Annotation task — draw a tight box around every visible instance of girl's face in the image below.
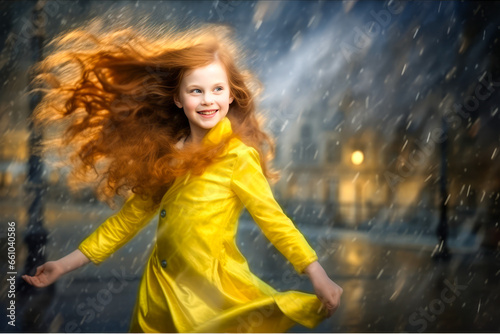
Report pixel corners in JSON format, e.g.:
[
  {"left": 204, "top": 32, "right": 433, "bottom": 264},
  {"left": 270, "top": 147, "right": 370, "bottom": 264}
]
[{"left": 174, "top": 60, "right": 234, "bottom": 141}]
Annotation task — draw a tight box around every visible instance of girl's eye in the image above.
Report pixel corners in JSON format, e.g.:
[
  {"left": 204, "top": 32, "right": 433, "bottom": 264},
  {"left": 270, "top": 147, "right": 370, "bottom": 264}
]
[
  {"left": 214, "top": 87, "right": 223, "bottom": 92},
  {"left": 191, "top": 89, "right": 202, "bottom": 94}
]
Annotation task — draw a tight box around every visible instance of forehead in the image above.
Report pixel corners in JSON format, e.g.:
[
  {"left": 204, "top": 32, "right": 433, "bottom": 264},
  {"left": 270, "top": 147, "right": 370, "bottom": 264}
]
[{"left": 182, "top": 61, "right": 229, "bottom": 85}]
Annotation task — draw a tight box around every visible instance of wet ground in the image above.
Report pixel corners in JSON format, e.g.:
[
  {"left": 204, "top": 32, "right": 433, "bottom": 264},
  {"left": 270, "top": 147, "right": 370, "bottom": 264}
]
[{"left": 1, "top": 199, "right": 499, "bottom": 333}]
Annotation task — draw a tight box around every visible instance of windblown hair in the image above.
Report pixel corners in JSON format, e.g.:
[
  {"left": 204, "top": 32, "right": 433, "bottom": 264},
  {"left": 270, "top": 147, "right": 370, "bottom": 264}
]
[{"left": 29, "top": 21, "right": 278, "bottom": 211}]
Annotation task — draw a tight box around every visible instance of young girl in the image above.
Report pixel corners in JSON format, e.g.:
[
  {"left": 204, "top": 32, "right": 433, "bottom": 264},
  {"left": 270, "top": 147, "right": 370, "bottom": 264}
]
[{"left": 22, "top": 21, "right": 343, "bottom": 333}]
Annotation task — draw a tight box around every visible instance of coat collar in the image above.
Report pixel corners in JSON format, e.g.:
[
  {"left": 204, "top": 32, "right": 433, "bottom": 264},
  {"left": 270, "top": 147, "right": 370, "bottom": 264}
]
[{"left": 201, "top": 116, "right": 233, "bottom": 145}]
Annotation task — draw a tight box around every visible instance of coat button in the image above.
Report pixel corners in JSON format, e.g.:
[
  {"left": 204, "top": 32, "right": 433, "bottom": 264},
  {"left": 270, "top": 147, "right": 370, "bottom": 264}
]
[
  {"left": 160, "top": 259, "right": 167, "bottom": 268},
  {"left": 160, "top": 209, "right": 166, "bottom": 218}
]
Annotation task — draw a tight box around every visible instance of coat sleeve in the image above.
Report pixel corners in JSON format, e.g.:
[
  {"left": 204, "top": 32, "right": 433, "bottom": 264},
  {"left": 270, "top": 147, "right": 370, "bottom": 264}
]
[
  {"left": 78, "top": 193, "right": 159, "bottom": 265},
  {"left": 230, "top": 146, "right": 318, "bottom": 275}
]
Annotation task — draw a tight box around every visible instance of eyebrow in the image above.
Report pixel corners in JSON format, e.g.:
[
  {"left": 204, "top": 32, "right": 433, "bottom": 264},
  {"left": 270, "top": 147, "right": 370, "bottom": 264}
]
[{"left": 185, "top": 82, "right": 227, "bottom": 89}]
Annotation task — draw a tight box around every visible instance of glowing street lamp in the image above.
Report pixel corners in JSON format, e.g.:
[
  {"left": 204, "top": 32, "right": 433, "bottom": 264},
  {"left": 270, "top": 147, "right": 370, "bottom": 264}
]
[
  {"left": 351, "top": 150, "right": 364, "bottom": 226},
  {"left": 351, "top": 150, "right": 364, "bottom": 165}
]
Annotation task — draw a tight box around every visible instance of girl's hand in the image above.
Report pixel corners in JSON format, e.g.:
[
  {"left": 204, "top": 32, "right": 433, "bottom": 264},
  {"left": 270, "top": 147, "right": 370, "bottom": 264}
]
[
  {"left": 312, "top": 274, "right": 343, "bottom": 318},
  {"left": 304, "top": 261, "right": 343, "bottom": 318},
  {"left": 22, "top": 261, "right": 64, "bottom": 288},
  {"left": 22, "top": 249, "right": 91, "bottom": 288}
]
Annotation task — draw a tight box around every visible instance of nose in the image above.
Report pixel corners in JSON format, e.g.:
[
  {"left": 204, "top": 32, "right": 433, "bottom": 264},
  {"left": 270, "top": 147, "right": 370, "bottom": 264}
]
[{"left": 201, "top": 93, "right": 214, "bottom": 105}]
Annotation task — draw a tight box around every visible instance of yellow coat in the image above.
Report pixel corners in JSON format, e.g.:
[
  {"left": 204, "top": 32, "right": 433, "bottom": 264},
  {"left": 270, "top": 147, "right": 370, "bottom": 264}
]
[{"left": 78, "top": 116, "right": 326, "bottom": 332}]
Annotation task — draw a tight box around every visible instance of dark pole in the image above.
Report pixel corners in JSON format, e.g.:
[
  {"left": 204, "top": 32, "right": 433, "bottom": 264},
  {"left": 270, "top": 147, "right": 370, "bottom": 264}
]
[
  {"left": 18, "top": 0, "right": 53, "bottom": 303},
  {"left": 432, "top": 116, "right": 450, "bottom": 260}
]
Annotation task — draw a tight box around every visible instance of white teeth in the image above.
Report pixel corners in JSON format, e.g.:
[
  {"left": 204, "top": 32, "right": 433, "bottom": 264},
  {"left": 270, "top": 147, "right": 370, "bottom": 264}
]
[{"left": 198, "top": 110, "right": 217, "bottom": 115}]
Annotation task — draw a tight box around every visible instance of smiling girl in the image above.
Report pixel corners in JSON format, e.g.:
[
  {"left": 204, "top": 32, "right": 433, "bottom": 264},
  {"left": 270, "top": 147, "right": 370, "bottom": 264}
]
[
  {"left": 22, "top": 22, "right": 342, "bottom": 333},
  {"left": 174, "top": 60, "right": 234, "bottom": 145}
]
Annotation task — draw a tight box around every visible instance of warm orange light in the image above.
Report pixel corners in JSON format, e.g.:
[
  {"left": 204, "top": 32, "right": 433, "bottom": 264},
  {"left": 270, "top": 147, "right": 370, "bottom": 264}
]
[{"left": 351, "top": 150, "right": 364, "bottom": 165}]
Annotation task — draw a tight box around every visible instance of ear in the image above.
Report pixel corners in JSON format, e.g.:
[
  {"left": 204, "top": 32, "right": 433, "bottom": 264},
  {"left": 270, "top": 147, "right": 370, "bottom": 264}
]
[
  {"left": 174, "top": 95, "right": 183, "bottom": 109},
  {"left": 229, "top": 95, "right": 234, "bottom": 104}
]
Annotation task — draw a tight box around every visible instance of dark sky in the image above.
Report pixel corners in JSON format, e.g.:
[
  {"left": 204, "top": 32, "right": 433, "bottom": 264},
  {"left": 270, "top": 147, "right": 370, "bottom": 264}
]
[{"left": 1, "top": 1, "right": 500, "bottom": 165}]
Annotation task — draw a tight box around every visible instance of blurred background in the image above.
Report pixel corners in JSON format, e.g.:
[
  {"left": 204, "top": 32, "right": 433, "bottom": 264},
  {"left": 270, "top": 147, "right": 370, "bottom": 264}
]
[{"left": 1, "top": 0, "right": 500, "bottom": 332}]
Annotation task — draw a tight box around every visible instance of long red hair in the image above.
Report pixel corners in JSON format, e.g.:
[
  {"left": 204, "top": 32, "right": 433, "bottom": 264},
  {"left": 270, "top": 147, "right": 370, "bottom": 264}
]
[{"left": 29, "top": 21, "right": 278, "bottom": 211}]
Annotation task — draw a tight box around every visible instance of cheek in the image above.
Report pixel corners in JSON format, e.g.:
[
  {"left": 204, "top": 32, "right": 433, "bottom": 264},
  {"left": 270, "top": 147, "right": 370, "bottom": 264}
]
[
  {"left": 218, "top": 94, "right": 232, "bottom": 107},
  {"left": 183, "top": 97, "right": 199, "bottom": 111}
]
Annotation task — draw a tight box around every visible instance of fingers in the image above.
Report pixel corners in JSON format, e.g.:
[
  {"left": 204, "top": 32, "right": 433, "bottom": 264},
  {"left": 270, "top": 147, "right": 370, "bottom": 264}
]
[
  {"left": 321, "top": 303, "right": 336, "bottom": 317},
  {"left": 22, "top": 275, "right": 34, "bottom": 286},
  {"left": 22, "top": 274, "right": 36, "bottom": 286},
  {"left": 35, "top": 265, "right": 44, "bottom": 276},
  {"left": 22, "top": 264, "right": 46, "bottom": 287},
  {"left": 326, "top": 303, "right": 338, "bottom": 317},
  {"left": 315, "top": 280, "right": 343, "bottom": 318},
  {"left": 22, "top": 274, "right": 45, "bottom": 288},
  {"left": 321, "top": 291, "right": 342, "bottom": 317},
  {"left": 318, "top": 300, "right": 337, "bottom": 318}
]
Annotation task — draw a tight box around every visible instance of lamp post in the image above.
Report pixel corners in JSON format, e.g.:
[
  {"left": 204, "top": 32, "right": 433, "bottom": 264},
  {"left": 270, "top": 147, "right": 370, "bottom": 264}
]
[
  {"left": 432, "top": 116, "right": 451, "bottom": 260},
  {"left": 352, "top": 150, "right": 364, "bottom": 225},
  {"left": 18, "top": 0, "right": 53, "bottom": 301}
]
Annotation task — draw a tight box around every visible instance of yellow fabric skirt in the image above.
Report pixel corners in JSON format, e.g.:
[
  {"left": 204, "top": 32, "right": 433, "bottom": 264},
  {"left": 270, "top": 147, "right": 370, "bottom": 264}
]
[{"left": 128, "top": 246, "right": 324, "bottom": 333}]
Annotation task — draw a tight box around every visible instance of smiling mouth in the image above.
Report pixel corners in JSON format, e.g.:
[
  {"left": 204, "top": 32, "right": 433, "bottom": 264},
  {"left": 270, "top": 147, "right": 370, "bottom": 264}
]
[{"left": 197, "top": 110, "right": 218, "bottom": 115}]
